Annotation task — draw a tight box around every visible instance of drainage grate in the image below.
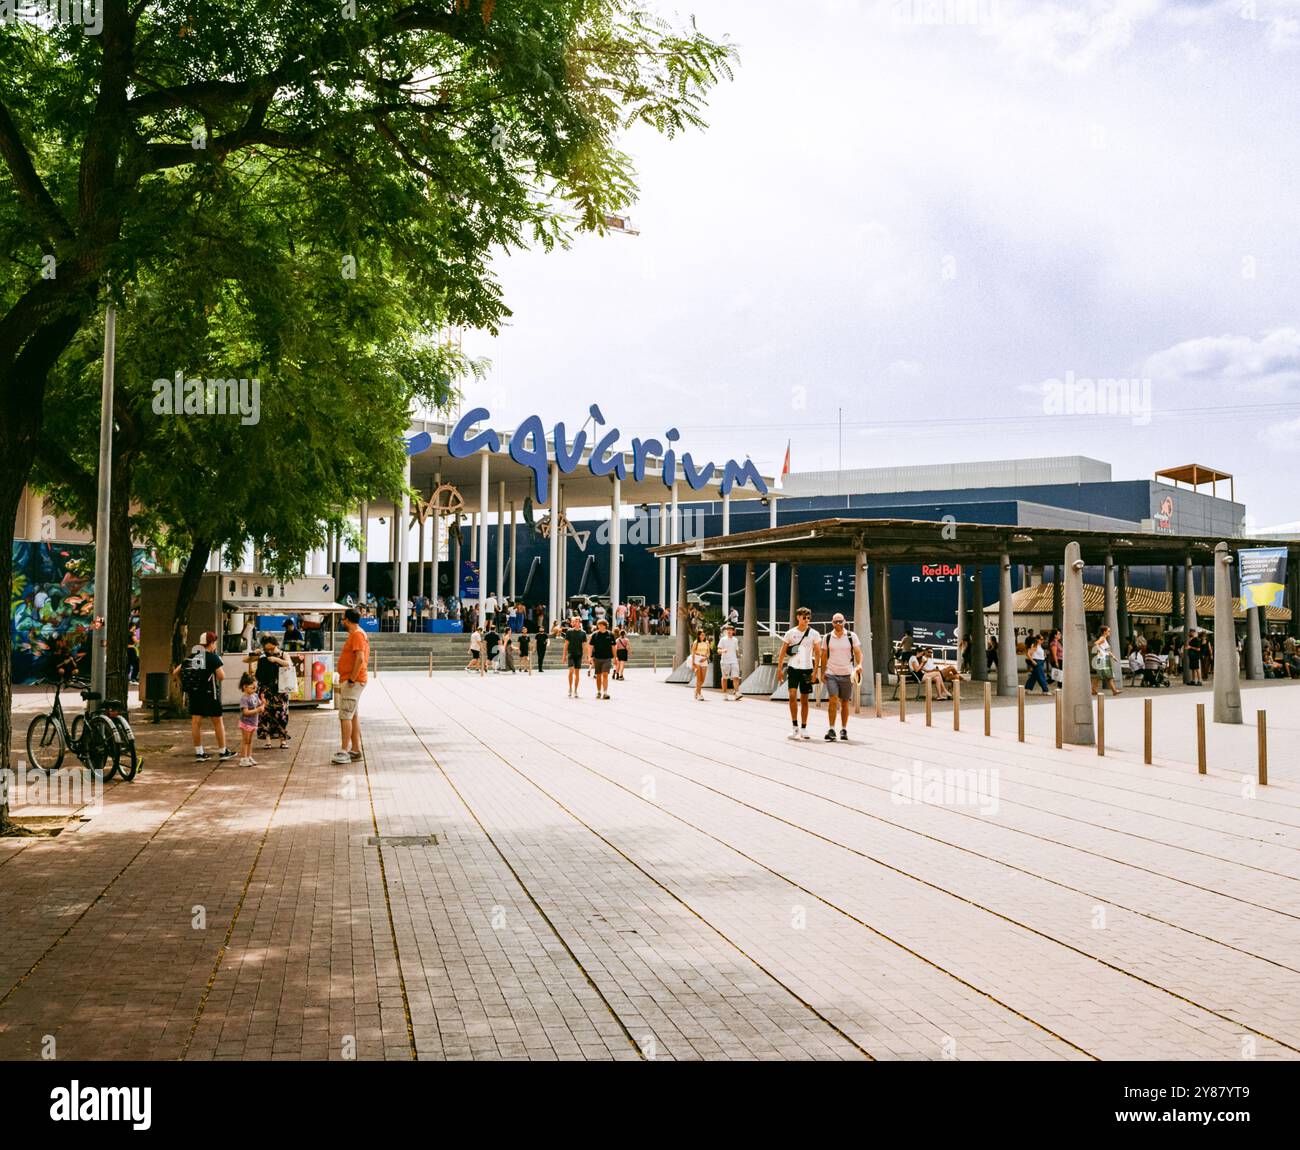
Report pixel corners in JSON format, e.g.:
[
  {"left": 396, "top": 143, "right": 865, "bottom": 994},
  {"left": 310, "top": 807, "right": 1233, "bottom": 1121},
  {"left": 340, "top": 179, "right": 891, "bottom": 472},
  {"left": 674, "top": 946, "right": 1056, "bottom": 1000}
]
[{"left": 368, "top": 834, "right": 439, "bottom": 847}]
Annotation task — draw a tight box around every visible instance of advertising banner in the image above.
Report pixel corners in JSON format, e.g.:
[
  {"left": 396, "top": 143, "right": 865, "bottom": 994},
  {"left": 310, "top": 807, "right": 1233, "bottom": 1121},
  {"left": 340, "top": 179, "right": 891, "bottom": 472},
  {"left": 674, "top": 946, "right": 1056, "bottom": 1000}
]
[
  {"left": 1237, "top": 547, "right": 1288, "bottom": 609},
  {"left": 460, "top": 560, "right": 480, "bottom": 601}
]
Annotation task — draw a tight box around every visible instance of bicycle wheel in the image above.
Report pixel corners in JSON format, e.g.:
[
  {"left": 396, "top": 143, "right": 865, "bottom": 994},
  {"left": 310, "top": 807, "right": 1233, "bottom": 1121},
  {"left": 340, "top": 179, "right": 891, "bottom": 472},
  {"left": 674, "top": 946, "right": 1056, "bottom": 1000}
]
[
  {"left": 25, "top": 714, "right": 65, "bottom": 772},
  {"left": 109, "top": 714, "right": 139, "bottom": 781},
  {"left": 83, "top": 713, "right": 120, "bottom": 779}
]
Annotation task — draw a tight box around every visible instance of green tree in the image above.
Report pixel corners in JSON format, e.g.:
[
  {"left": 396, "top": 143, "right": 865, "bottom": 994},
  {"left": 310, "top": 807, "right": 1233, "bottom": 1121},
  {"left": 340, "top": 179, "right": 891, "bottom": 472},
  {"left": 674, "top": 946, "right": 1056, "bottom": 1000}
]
[{"left": 0, "top": 1, "right": 733, "bottom": 827}]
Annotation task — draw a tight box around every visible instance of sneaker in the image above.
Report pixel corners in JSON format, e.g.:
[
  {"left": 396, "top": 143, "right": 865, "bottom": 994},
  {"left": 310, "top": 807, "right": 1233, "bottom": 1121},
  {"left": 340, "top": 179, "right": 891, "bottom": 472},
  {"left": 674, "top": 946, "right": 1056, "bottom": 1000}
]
[
  {"left": 789, "top": 728, "right": 800, "bottom": 740},
  {"left": 839, "top": 729, "right": 848, "bottom": 741},
  {"left": 194, "top": 749, "right": 208, "bottom": 760},
  {"left": 823, "top": 729, "right": 837, "bottom": 742},
  {"left": 349, "top": 751, "right": 362, "bottom": 762},
  {"left": 330, "top": 751, "right": 351, "bottom": 765},
  {"left": 217, "top": 748, "right": 237, "bottom": 760},
  {"left": 800, "top": 728, "right": 810, "bottom": 740}
]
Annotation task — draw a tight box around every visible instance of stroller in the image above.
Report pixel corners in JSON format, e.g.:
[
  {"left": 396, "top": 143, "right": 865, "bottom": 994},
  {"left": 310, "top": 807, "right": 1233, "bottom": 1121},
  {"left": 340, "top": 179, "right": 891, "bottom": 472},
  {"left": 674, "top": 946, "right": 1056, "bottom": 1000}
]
[{"left": 1142, "top": 651, "right": 1170, "bottom": 688}]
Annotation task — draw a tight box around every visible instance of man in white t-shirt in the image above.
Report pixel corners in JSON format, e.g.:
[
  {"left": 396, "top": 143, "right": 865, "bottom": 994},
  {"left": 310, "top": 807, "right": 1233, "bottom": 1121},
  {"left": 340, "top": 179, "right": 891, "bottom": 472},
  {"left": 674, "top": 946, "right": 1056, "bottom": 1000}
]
[
  {"left": 717, "top": 621, "right": 742, "bottom": 700},
  {"left": 776, "top": 607, "right": 822, "bottom": 740},
  {"left": 819, "top": 613, "right": 862, "bottom": 742}
]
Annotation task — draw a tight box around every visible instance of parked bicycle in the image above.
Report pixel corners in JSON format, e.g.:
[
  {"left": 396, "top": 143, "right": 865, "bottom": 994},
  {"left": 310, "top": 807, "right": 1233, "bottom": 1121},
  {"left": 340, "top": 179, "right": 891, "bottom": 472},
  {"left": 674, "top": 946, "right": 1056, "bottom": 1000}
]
[{"left": 26, "top": 678, "right": 121, "bottom": 778}]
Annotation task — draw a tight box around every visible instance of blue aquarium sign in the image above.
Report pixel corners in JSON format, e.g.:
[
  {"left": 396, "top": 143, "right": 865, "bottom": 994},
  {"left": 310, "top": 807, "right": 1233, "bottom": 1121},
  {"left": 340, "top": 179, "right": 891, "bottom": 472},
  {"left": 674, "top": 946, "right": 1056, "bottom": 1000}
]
[{"left": 447, "top": 404, "right": 768, "bottom": 505}]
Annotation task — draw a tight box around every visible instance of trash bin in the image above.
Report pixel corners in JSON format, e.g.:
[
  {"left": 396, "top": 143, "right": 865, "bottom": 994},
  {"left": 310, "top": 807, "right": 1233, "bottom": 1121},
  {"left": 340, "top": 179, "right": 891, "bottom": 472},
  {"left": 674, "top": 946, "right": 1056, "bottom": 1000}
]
[{"left": 144, "top": 672, "right": 170, "bottom": 723}]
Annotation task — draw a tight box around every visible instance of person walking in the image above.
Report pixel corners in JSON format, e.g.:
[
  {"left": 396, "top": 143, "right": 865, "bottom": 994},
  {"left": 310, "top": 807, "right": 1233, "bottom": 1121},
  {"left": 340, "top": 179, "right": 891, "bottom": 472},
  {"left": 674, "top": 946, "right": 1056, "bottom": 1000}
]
[
  {"left": 253, "top": 635, "right": 294, "bottom": 750},
  {"left": 1091, "top": 625, "right": 1120, "bottom": 696},
  {"left": 690, "top": 628, "right": 712, "bottom": 700},
  {"left": 466, "top": 624, "right": 482, "bottom": 673},
  {"left": 1025, "top": 633, "right": 1050, "bottom": 693},
  {"left": 563, "top": 616, "right": 587, "bottom": 698},
  {"left": 173, "top": 631, "right": 236, "bottom": 761},
  {"left": 776, "top": 607, "right": 822, "bottom": 739},
  {"left": 717, "top": 621, "right": 742, "bottom": 700},
  {"left": 613, "top": 628, "right": 630, "bottom": 681},
  {"left": 819, "top": 613, "right": 862, "bottom": 741},
  {"left": 518, "top": 612, "right": 533, "bottom": 674},
  {"left": 535, "top": 612, "right": 550, "bottom": 673},
  {"left": 332, "top": 608, "right": 369, "bottom": 764},
  {"left": 588, "top": 618, "right": 616, "bottom": 699}
]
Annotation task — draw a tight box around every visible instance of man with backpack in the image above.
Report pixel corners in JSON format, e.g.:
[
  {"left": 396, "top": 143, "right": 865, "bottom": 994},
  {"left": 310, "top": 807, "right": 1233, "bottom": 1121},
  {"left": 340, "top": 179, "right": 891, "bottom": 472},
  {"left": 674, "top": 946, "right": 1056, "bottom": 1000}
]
[
  {"left": 819, "top": 613, "right": 862, "bottom": 741},
  {"left": 776, "top": 607, "right": 822, "bottom": 740},
  {"left": 173, "top": 631, "right": 236, "bottom": 761}
]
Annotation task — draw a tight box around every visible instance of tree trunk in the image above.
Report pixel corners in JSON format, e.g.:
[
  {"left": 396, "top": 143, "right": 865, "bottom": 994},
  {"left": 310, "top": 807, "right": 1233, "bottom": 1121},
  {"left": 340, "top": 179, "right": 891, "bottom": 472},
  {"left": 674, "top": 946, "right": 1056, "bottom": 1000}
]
[
  {"left": 168, "top": 540, "right": 211, "bottom": 707},
  {"left": 0, "top": 456, "right": 33, "bottom": 831}
]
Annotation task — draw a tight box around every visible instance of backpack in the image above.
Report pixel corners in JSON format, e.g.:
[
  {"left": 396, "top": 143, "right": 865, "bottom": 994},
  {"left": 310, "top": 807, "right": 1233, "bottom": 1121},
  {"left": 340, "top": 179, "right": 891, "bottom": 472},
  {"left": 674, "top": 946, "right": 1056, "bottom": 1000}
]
[{"left": 180, "top": 649, "right": 215, "bottom": 698}]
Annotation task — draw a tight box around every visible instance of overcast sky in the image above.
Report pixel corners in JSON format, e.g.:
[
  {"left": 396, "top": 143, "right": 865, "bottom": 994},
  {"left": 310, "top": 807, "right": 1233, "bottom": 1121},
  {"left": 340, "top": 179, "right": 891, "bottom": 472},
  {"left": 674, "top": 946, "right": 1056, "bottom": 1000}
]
[{"left": 456, "top": 0, "right": 1300, "bottom": 528}]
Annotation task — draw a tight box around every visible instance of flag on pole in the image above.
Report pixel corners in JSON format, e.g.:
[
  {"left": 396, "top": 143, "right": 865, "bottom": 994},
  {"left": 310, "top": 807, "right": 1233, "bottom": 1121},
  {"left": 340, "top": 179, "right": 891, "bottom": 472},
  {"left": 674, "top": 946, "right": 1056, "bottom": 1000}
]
[{"left": 782, "top": 440, "right": 791, "bottom": 477}]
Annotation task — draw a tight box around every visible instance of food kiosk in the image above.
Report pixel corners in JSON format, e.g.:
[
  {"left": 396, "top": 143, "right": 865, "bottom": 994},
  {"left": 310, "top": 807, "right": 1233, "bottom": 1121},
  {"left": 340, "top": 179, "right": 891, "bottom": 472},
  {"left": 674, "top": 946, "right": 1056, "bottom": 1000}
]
[{"left": 139, "top": 570, "right": 348, "bottom": 709}]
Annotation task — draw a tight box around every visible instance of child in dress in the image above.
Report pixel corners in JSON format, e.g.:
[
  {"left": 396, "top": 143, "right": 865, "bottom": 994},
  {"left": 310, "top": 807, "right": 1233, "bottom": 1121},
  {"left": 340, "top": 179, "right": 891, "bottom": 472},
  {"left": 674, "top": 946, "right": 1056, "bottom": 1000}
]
[{"left": 238, "top": 672, "right": 263, "bottom": 767}]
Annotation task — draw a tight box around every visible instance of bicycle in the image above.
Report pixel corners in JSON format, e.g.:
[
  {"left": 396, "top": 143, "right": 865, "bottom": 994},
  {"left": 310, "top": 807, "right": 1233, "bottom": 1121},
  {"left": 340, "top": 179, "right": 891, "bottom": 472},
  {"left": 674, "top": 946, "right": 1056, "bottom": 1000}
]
[
  {"left": 99, "top": 693, "right": 141, "bottom": 782},
  {"left": 25, "top": 678, "right": 121, "bottom": 778}
]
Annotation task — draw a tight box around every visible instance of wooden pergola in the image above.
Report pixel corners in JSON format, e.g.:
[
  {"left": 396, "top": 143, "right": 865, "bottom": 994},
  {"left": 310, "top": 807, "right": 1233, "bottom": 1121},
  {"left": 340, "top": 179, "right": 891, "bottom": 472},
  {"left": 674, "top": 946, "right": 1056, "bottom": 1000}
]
[
  {"left": 652, "top": 517, "right": 1300, "bottom": 683},
  {"left": 1155, "top": 463, "right": 1234, "bottom": 503}
]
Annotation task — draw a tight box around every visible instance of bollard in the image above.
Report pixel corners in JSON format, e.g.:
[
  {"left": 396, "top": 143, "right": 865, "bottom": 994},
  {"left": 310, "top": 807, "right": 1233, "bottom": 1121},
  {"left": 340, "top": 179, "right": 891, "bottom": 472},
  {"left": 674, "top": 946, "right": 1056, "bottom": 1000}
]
[
  {"left": 875, "top": 673, "right": 882, "bottom": 719},
  {"left": 1196, "top": 703, "right": 1206, "bottom": 775},
  {"left": 1054, "top": 689, "right": 1062, "bottom": 749},
  {"left": 899, "top": 678, "right": 906, "bottom": 723},
  {"left": 952, "top": 679, "right": 961, "bottom": 732},
  {"left": 428, "top": 649, "right": 433, "bottom": 677},
  {"left": 653, "top": 651, "right": 657, "bottom": 674},
  {"left": 1257, "top": 711, "right": 1268, "bottom": 787},
  {"left": 1017, "top": 686, "right": 1025, "bottom": 743},
  {"left": 925, "top": 678, "right": 932, "bottom": 727},
  {"left": 983, "top": 682, "right": 992, "bottom": 737},
  {"left": 1096, "top": 692, "right": 1105, "bottom": 757},
  {"left": 1143, "top": 699, "right": 1152, "bottom": 765}
]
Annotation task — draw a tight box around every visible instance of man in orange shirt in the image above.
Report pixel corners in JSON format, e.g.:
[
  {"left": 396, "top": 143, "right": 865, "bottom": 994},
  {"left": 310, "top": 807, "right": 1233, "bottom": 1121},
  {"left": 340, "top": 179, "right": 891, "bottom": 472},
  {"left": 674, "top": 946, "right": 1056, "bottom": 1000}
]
[{"left": 332, "top": 608, "right": 369, "bottom": 764}]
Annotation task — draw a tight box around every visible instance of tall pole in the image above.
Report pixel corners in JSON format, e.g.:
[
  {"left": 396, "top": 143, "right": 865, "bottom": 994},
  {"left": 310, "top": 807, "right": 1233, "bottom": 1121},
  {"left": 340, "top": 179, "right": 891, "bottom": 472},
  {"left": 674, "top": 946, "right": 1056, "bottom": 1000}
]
[
  {"left": 657, "top": 502, "right": 667, "bottom": 611},
  {"left": 548, "top": 462, "right": 560, "bottom": 626},
  {"left": 1062, "top": 542, "right": 1096, "bottom": 745},
  {"left": 358, "top": 501, "right": 368, "bottom": 606},
  {"left": 768, "top": 497, "right": 778, "bottom": 639},
  {"left": 853, "top": 548, "right": 874, "bottom": 708},
  {"left": 478, "top": 451, "right": 489, "bottom": 629},
  {"left": 1104, "top": 553, "right": 1120, "bottom": 684},
  {"left": 997, "top": 553, "right": 1017, "bottom": 697},
  {"left": 1213, "top": 543, "right": 1243, "bottom": 724},
  {"left": 431, "top": 471, "right": 441, "bottom": 614},
  {"left": 668, "top": 481, "right": 680, "bottom": 639},
  {"left": 610, "top": 476, "right": 621, "bottom": 617},
  {"left": 496, "top": 479, "right": 505, "bottom": 599},
  {"left": 970, "top": 565, "right": 987, "bottom": 681},
  {"left": 397, "top": 461, "right": 411, "bottom": 633},
  {"left": 720, "top": 491, "right": 731, "bottom": 619},
  {"left": 1183, "top": 556, "right": 1198, "bottom": 685},
  {"left": 90, "top": 302, "right": 115, "bottom": 699},
  {"left": 509, "top": 501, "right": 517, "bottom": 601}
]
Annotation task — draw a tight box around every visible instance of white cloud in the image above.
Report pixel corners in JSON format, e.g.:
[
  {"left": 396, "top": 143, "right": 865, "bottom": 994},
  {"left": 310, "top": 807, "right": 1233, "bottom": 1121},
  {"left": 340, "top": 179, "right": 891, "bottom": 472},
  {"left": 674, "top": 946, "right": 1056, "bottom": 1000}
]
[
  {"left": 1143, "top": 328, "right": 1300, "bottom": 391},
  {"left": 1260, "top": 416, "right": 1300, "bottom": 450}
]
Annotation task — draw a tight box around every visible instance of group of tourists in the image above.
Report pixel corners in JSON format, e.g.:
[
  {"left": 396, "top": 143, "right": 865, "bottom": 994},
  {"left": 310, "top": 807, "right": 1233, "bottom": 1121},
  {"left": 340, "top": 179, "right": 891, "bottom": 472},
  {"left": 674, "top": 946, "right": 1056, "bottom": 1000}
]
[{"left": 463, "top": 602, "right": 634, "bottom": 685}]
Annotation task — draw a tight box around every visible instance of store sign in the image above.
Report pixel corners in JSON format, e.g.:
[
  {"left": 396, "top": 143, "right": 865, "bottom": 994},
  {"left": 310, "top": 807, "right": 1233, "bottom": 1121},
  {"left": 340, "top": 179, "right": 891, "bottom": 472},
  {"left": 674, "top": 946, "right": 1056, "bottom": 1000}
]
[
  {"left": 447, "top": 404, "right": 769, "bottom": 505},
  {"left": 1238, "top": 547, "right": 1288, "bottom": 609},
  {"left": 913, "top": 563, "right": 966, "bottom": 583},
  {"left": 1153, "top": 493, "right": 1174, "bottom": 532}
]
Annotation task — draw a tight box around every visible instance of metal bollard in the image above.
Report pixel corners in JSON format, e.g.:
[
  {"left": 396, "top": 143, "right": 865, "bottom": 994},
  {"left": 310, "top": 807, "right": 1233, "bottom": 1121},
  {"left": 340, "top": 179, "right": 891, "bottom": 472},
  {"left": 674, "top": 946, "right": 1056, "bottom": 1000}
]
[
  {"left": 983, "top": 682, "right": 992, "bottom": 737},
  {"left": 1257, "top": 710, "right": 1268, "bottom": 787},
  {"left": 1096, "top": 692, "right": 1105, "bottom": 757},
  {"left": 1017, "top": 686, "right": 1025, "bottom": 743},
  {"left": 1196, "top": 703, "right": 1206, "bottom": 775},
  {"left": 925, "top": 678, "right": 932, "bottom": 727},
  {"left": 1143, "top": 698, "right": 1152, "bottom": 765},
  {"left": 1054, "top": 689, "right": 1062, "bottom": 749}
]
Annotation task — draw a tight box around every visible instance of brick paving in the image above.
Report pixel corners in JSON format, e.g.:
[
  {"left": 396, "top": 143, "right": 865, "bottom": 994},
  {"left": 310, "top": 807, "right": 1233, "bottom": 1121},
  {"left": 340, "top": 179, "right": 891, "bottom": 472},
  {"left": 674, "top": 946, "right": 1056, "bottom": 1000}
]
[{"left": 1, "top": 671, "right": 1298, "bottom": 1061}]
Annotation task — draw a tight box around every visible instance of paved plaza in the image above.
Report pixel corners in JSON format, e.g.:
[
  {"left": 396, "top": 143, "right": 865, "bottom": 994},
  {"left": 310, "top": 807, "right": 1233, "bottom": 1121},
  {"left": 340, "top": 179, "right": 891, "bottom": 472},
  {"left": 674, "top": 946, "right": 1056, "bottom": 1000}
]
[{"left": 2, "top": 672, "right": 1299, "bottom": 1061}]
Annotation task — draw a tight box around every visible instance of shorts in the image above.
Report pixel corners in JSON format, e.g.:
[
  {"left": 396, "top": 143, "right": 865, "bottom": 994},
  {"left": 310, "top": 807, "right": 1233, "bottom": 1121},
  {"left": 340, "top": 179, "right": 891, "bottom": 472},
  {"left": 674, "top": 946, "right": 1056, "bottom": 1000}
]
[
  {"left": 239, "top": 720, "right": 258, "bottom": 733},
  {"left": 785, "top": 667, "right": 814, "bottom": 695},
  {"left": 593, "top": 658, "right": 611, "bottom": 675},
  {"left": 188, "top": 693, "right": 222, "bottom": 719},
  {"left": 337, "top": 680, "right": 366, "bottom": 720},
  {"left": 720, "top": 660, "right": 741, "bottom": 680},
  {"left": 825, "top": 673, "right": 854, "bottom": 701},
  {"left": 567, "top": 653, "right": 584, "bottom": 670}
]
